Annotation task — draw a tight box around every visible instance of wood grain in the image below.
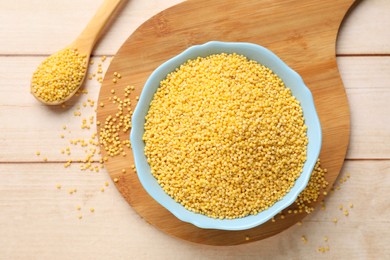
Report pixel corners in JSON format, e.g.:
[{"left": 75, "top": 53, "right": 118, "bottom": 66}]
[{"left": 96, "top": 0, "right": 354, "bottom": 245}]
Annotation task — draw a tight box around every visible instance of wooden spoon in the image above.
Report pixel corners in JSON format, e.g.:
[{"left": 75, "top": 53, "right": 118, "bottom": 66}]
[{"left": 31, "top": 0, "right": 126, "bottom": 105}]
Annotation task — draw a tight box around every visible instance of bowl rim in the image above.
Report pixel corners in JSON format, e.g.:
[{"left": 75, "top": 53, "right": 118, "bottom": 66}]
[{"left": 131, "top": 41, "right": 322, "bottom": 230}]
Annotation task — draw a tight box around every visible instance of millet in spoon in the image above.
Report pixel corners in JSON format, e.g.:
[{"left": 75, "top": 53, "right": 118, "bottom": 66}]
[{"left": 30, "top": 0, "right": 125, "bottom": 105}]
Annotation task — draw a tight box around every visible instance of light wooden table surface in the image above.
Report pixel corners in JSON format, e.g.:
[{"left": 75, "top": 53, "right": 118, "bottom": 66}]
[{"left": 0, "top": 0, "right": 389, "bottom": 259}]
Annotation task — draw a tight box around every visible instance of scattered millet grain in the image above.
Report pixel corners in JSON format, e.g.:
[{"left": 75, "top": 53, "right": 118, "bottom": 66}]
[
  {"left": 31, "top": 48, "right": 87, "bottom": 103},
  {"left": 88, "top": 99, "right": 95, "bottom": 107},
  {"left": 143, "top": 53, "right": 308, "bottom": 219},
  {"left": 56, "top": 184, "right": 61, "bottom": 189},
  {"left": 318, "top": 246, "right": 330, "bottom": 253},
  {"left": 98, "top": 86, "right": 132, "bottom": 157},
  {"left": 64, "top": 161, "right": 71, "bottom": 168},
  {"left": 294, "top": 160, "right": 329, "bottom": 213},
  {"left": 113, "top": 72, "right": 121, "bottom": 79}
]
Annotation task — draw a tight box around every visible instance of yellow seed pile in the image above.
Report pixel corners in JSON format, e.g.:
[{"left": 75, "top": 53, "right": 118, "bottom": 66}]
[
  {"left": 295, "top": 159, "right": 329, "bottom": 213},
  {"left": 31, "top": 48, "right": 87, "bottom": 103},
  {"left": 144, "top": 53, "right": 308, "bottom": 219}
]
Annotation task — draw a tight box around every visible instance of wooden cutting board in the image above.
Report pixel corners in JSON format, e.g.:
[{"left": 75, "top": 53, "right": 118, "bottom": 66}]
[{"left": 97, "top": 0, "right": 355, "bottom": 245}]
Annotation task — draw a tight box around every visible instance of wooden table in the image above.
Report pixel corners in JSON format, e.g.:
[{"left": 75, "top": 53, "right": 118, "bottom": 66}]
[{"left": 0, "top": 0, "right": 389, "bottom": 258}]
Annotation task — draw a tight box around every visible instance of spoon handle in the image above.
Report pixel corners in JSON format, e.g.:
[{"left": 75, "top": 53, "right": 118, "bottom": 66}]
[{"left": 70, "top": 0, "right": 126, "bottom": 54}]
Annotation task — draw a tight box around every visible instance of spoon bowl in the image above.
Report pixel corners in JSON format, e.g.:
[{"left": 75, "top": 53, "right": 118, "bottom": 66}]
[{"left": 31, "top": 0, "right": 126, "bottom": 105}]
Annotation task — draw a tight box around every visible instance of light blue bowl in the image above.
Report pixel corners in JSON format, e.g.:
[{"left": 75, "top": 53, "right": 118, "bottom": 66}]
[{"left": 131, "top": 41, "right": 322, "bottom": 231}]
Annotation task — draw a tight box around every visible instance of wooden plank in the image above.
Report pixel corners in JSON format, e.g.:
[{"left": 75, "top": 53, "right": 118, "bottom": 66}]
[
  {"left": 337, "top": 0, "right": 390, "bottom": 54},
  {"left": 0, "top": 56, "right": 389, "bottom": 161},
  {"left": 0, "top": 0, "right": 389, "bottom": 55},
  {"left": 0, "top": 0, "right": 183, "bottom": 56},
  {"left": 0, "top": 160, "right": 388, "bottom": 258},
  {"left": 338, "top": 57, "right": 390, "bottom": 159},
  {"left": 346, "top": 88, "right": 390, "bottom": 159}
]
